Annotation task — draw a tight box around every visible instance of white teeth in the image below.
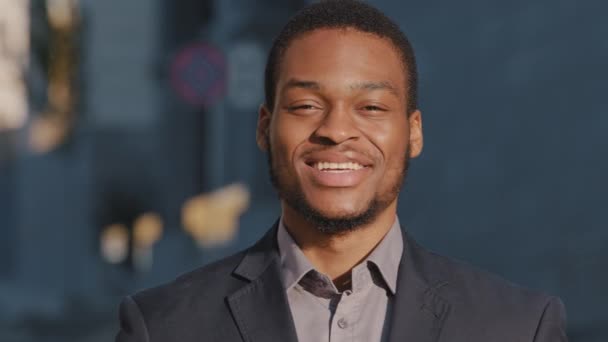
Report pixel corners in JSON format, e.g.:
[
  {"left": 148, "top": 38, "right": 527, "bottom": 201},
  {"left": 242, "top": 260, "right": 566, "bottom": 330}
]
[{"left": 314, "top": 161, "right": 364, "bottom": 171}]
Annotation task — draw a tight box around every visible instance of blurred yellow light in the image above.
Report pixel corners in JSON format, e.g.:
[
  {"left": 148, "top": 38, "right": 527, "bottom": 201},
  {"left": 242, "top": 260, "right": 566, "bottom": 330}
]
[
  {"left": 47, "top": 0, "right": 79, "bottom": 29},
  {"left": 100, "top": 223, "right": 129, "bottom": 264},
  {"left": 0, "top": 0, "right": 29, "bottom": 132},
  {"left": 28, "top": 115, "right": 70, "bottom": 153},
  {"left": 133, "top": 212, "right": 163, "bottom": 248},
  {"left": 182, "top": 183, "right": 250, "bottom": 247}
]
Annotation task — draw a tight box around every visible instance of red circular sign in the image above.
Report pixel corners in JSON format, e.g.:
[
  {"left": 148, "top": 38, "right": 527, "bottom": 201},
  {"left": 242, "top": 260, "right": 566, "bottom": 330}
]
[{"left": 170, "top": 43, "right": 226, "bottom": 108}]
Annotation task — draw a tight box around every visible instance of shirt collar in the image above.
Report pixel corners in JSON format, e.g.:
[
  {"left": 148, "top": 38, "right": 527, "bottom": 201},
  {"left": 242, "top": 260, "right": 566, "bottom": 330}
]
[
  {"left": 364, "top": 216, "right": 403, "bottom": 294},
  {"left": 277, "top": 217, "right": 316, "bottom": 291},
  {"left": 276, "top": 216, "right": 403, "bottom": 294}
]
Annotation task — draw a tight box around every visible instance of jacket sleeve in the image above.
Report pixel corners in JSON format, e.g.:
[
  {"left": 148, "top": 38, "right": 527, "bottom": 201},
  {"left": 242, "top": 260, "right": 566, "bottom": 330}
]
[
  {"left": 115, "top": 296, "right": 150, "bottom": 342},
  {"left": 533, "top": 296, "right": 568, "bottom": 342}
]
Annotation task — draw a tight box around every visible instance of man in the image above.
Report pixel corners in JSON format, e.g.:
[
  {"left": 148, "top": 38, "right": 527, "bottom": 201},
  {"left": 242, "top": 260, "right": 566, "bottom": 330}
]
[{"left": 116, "top": 1, "right": 568, "bottom": 341}]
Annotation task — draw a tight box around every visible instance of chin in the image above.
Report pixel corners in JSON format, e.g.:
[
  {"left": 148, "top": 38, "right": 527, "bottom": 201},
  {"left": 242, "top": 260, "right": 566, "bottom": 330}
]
[
  {"left": 312, "top": 205, "right": 364, "bottom": 220},
  {"left": 306, "top": 194, "right": 366, "bottom": 216}
]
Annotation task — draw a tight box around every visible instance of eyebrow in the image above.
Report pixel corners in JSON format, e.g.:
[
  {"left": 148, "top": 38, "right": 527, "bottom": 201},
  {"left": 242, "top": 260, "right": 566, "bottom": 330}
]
[
  {"left": 350, "top": 81, "right": 399, "bottom": 96},
  {"left": 283, "top": 79, "right": 321, "bottom": 91},
  {"left": 281, "top": 78, "right": 399, "bottom": 96}
]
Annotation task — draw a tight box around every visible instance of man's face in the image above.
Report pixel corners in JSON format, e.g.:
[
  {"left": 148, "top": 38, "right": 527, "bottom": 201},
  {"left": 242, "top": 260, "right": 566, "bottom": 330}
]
[{"left": 258, "top": 28, "right": 423, "bottom": 233}]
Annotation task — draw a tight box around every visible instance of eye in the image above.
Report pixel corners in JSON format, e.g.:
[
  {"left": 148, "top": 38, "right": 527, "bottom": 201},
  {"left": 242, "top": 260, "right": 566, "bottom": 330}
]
[
  {"left": 362, "top": 105, "right": 384, "bottom": 112},
  {"left": 359, "top": 104, "right": 389, "bottom": 114},
  {"left": 286, "top": 103, "right": 322, "bottom": 114},
  {"left": 290, "top": 104, "right": 316, "bottom": 110}
]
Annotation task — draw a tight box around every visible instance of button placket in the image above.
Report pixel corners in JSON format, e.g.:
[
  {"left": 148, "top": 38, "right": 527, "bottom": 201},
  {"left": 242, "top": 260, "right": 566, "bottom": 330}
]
[{"left": 330, "top": 287, "right": 356, "bottom": 341}]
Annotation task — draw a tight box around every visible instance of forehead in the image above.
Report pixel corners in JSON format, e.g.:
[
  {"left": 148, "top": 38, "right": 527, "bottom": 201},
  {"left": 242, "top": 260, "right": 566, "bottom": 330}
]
[{"left": 277, "top": 28, "right": 406, "bottom": 92}]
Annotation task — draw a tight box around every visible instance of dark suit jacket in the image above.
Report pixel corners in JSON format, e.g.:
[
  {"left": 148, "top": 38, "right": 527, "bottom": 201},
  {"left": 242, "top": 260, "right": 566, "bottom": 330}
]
[{"left": 116, "top": 223, "right": 568, "bottom": 341}]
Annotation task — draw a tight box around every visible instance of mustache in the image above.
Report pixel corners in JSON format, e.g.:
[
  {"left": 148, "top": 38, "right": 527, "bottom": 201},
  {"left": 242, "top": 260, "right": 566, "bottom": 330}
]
[{"left": 265, "top": 136, "right": 377, "bottom": 166}]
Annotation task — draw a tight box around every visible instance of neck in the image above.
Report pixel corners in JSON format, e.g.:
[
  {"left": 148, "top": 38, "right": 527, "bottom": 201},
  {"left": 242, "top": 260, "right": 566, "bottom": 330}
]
[{"left": 281, "top": 202, "right": 398, "bottom": 285}]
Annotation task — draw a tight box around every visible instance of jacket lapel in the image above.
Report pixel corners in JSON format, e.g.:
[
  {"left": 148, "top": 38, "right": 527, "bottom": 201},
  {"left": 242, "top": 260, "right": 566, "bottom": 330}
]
[
  {"left": 387, "top": 231, "right": 451, "bottom": 342},
  {"left": 226, "top": 224, "right": 298, "bottom": 342}
]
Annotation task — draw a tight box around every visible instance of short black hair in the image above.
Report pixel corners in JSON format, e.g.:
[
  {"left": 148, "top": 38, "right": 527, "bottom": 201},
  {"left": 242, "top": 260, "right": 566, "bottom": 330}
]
[{"left": 264, "top": 0, "right": 418, "bottom": 114}]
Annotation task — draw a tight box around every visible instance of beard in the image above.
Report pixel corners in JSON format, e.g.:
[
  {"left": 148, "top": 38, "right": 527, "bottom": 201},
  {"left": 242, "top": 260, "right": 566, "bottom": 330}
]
[{"left": 267, "top": 138, "right": 410, "bottom": 235}]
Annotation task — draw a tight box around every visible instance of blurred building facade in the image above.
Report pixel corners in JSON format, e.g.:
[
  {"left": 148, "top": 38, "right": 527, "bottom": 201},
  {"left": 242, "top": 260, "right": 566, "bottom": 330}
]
[{"left": 0, "top": 0, "right": 606, "bottom": 341}]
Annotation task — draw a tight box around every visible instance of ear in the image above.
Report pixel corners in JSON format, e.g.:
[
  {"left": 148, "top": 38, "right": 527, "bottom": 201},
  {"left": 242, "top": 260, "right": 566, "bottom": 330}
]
[
  {"left": 408, "top": 109, "right": 423, "bottom": 158},
  {"left": 256, "top": 104, "right": 272, "bottom": 151}
]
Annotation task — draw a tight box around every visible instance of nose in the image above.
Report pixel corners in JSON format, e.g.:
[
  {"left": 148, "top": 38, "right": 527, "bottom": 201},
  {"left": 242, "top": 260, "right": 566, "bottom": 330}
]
[{"left": 312, "top": 105, "right": 359, "bottom": 145}]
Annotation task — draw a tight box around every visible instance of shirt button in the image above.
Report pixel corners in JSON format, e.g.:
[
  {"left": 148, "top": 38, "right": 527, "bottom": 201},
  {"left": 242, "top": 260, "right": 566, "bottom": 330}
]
[{"left": 337, "top": 318, "right": 348, "bottom": 329}]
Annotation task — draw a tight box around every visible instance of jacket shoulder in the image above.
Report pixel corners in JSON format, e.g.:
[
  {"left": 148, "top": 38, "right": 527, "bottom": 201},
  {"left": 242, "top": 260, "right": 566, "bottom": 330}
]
[
  {"left": 129, "top": 250, "right": 248, "bottom": 324},
  {"left": 133, "top": 250, "right": 247, "bottom": 303},
  {"left": 412, "top": 242, "right": 565, "bottom": 339},
  {"left": 129, "top": 224, "right": 279, "bottom": 326},
  {"left": 117, "top": 250, "right": 252, "bottom": 341},
  {"left": 420, "top": 246, "right": 552, "bottom": 306}
]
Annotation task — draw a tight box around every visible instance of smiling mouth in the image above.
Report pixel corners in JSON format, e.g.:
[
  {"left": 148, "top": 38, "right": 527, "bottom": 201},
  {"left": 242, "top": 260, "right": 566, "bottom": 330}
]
[
  {"left": 308, "top": 161, "right": 367, "bottom": 172},
  {"left": 302, "top": 159, "right": 372, "bottom": 187}
]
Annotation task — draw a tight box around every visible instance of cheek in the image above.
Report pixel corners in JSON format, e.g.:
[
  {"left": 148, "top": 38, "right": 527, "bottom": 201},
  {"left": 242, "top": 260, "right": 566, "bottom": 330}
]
[
  {"left": 269, "top": 123, "right": 299, "bottom": 174},
  {"left": 270, "top": 116, "right": 312, "bottom": 166},
  {"left": 362, "top": 118, "right": 410, "bottom": 165}
]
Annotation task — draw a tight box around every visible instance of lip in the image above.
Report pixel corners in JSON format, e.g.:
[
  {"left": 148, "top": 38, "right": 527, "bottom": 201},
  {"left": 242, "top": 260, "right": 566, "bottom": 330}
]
[
  {"left": 303, "top": 163, "right": 371, "bottom": 187},
  {"left": 300, "top": 151, "right": 374, "bottom": 188},
  {"left": 303, "top": 151, "right": 374, "bottom": 168}
]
